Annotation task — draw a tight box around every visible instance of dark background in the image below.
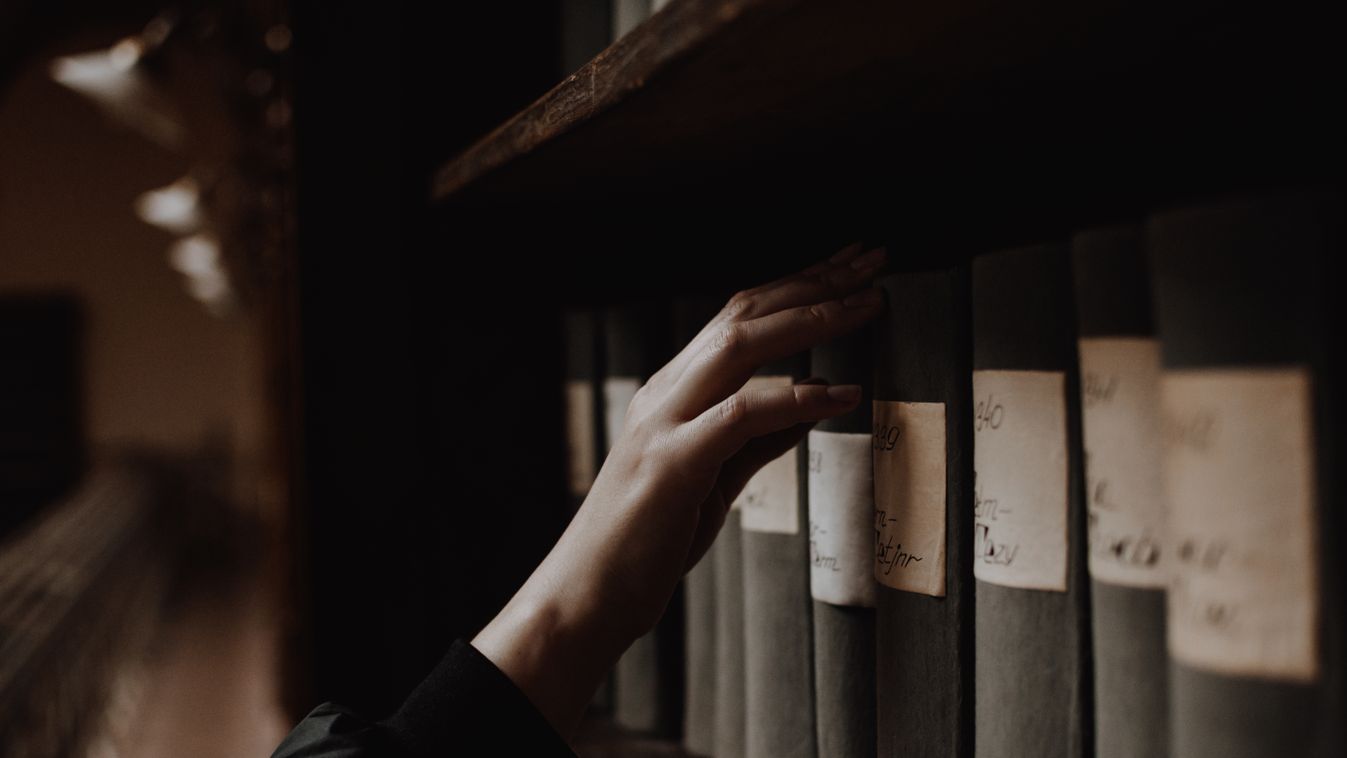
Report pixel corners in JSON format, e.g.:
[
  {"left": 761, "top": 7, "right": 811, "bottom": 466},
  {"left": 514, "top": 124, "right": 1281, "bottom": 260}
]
[{"left": 288, "top": 3, "right": 579, "bottom": 717}]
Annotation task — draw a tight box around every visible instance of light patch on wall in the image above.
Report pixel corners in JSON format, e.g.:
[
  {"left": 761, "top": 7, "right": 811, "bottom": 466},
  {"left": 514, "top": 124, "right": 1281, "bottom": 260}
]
[
  {"left": 135, "top": 177, "right": 202, "bottom": 235},
  {"left": 169, "top": 233, "right": 234, "bottom": 315},
  {"left": 49, "top": 45, "right": 183, "bottom": 148}
]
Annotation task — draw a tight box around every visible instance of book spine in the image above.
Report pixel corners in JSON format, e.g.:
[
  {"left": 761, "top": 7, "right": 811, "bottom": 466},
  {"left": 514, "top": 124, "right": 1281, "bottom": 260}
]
[
  {"left": 681, "top": 543, "right": 716, "bottom": 756},
  {"left": 611, "top": 0, "right": 650, "bottom": 40},
  {"left": 563, "top": 309, "right": 601, "bottom": 516},
  {"left": 1147, "top": 195, "right": 1343, "bottom": 758},
  {"left": 604, "top": 303, "right": 683, "bottom": 738},
  {"left": 971, "top": 244, "right": 1091, "bottom": 758},
  {"left": 675, "top": 298, "right": 723, "bottom": 757},
  {"left": 741, "top": 356, "right": 816, "bottom": 758},
  {"left": 873, "top": 266, "right": 975, "bottom": 758},
  {"left": 560, "top": 0, "right": 612, "bottom": 75},
  {"left": 1071, "top": 226, "right": 1169, "bottom": 758},
  {"left": 714, "top": 508, "right": 747, "bottom": 757},
  {"left": 809, "top": 325, "right": 876, "bottom": 758}
]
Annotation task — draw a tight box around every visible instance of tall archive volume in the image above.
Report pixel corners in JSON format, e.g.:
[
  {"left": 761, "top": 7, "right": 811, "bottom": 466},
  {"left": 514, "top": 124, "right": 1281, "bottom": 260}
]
[
  {"left": 971, "top": 245, "right": 1092, "bottom": 758},
  {"left": 602, "top": 304, "right": 683, "bottom": 738},
  {"left": 563, "top": 309, "right": 601, "bottom": 517},
  {"left": 563, "top": 307, "right": 614, "bottom": 716},
  {"left": 808, "top": 325, "right": 876, "bottom": 758},
  {"left": 739, "top": 356, "right": 816, "bottom": 758},
  {"left": 873, "top": 267, "right": 975, "bottom": 757},
  {"left": 1148, "top": 195, "right": 1343, "bottom": 758},
  {"left": 677, "top": 298, "right": 725, "bottom": 757},
  {"left": 1071, "top": 227, "right": 1169, "bottom": 758}
]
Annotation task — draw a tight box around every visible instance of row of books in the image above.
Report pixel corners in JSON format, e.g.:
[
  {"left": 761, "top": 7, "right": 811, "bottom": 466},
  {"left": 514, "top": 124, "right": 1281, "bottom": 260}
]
[{"left": 562, "top": 193, "right": 1342, "bottom": 757}]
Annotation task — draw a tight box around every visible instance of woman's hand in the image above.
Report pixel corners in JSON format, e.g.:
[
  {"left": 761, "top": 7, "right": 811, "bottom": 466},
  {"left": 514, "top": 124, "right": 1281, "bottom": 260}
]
[{"left": 472, "top": 244, "right": 887, "bottom": 738}]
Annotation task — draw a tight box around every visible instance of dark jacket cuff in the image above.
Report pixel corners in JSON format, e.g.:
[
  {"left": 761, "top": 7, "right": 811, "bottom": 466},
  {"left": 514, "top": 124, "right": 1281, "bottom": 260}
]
[{"left": 381, "top": 638, "right": 575, "bottom": 757}]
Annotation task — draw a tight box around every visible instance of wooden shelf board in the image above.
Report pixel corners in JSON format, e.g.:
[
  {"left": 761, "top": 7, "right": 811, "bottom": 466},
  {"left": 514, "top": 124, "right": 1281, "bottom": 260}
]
[{"left": 430, "top": 0, "right": 1344, "bottom": 264}]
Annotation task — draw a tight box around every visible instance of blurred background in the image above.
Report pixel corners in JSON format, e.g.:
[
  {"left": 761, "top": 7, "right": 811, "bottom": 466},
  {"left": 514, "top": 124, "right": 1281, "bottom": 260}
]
[{"left": 1, "top": 2, "right": 579, "bottom": 755}]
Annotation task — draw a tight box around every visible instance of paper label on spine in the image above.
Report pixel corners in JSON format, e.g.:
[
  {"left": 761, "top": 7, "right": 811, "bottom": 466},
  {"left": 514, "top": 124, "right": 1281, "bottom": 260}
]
[
  {"left": 972, "top": 370, "right": 1069, "bottom": 591},
  {"left": 872, "top": 401, "right": 947, "bottom": 597},
  {"left": 1079, "top": 338, "right": 1167, "bottom": 588},
  {"left": 735, "top": 375, "right": 799, "bottom": 534},
  {"left": 565, "top": 380, "right": 597, "bottom": 496},
  {"left": 1164, "top": 368, "right": 1319, "bottom": 682},
  {"left": 807, "top": 431, "right": 876, "bottom": 606},
  {"left": 603, "top": 377, "right": 641, "bottom": 454}
]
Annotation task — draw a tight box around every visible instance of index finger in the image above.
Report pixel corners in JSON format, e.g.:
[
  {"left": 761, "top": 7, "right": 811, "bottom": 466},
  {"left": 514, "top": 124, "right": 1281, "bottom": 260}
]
[{"left": 647, "top": 245, "right": 883, "bottom": 396}]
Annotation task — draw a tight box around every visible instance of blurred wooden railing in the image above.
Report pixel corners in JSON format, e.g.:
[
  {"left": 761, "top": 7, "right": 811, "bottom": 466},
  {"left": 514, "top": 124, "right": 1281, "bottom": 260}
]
[{"left": 0, "top": 466, "right": 170, "bottom": 758}]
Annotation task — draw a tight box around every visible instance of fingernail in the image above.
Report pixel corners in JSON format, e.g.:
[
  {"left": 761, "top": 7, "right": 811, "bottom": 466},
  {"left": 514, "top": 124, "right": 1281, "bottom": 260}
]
[
  {"left": 850, "top": 247, "right": 887, "bottom": 271},
  {"left": 829, "top": 242, "right": 863, "bottom": 263},
  {"left": 842, "top": 287, "right": 884, "bottom": 307},
  {"left": 826, "top": 384, "right": 862, "bottom": 402}
]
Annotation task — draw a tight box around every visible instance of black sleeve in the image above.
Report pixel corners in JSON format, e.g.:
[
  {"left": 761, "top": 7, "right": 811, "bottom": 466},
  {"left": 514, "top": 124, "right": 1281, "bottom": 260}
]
[{"left": 272, "top": 639, "right": 576, "bottom": 758}]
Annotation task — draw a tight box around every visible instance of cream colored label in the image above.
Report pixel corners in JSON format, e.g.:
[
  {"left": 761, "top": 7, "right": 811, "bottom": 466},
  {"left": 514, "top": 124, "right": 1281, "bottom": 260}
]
[
  {"left": 736, "top": 375, "right": 799, "bottom": 534},
  {"left": 972, "top": 370, "right": 1069, "bottom": 591},
  {"left": 603, "top": 377, "right": 641, "bottom": 454},
  {"left": 1079, "top": 338, "right": 1167, "bottom": 588},
  {"left": 872, "top": 401, "right": 947, "bottom": 597},
  {"left": 565, "top": 380, "right": 597, "bottom": 496},
  {"left": 1164, "top": 368, "right": 1319, "bottom": 682},
  {"left": 807, "top": 431, "right": 876, "bottom": 607}
]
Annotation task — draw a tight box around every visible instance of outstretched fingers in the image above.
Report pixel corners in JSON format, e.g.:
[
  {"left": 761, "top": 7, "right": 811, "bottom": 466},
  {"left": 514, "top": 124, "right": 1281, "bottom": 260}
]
[
  {"left": 647, "top": 245, "right": 884, "bottom": 394},
  {"left": 669, "top": 288, "right": 883, "bottom": 417},
  {"left": 721, "top": 246, "right": 885, "bottom": 324},
  {"left": 683, "top": 381, "right": 861, "bottom": 464}
]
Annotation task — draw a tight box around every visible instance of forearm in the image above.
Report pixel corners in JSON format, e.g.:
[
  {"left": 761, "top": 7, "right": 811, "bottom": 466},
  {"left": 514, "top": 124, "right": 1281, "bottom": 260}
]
[{"left": 470, "top": 530, "right": 638, "bottom": 739}]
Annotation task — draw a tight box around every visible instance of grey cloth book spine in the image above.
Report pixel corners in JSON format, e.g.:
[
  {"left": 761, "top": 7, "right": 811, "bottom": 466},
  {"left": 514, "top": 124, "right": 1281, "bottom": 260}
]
[
  {"left": 1147, "top": 196, "right": 1344, "bottom": 758},
  {"left": 611, "top": 0, "right": 650, "bottom": 39},
  {"left": 675, "top": 298, "right": 723, "bottom": 757},
  {"left": 874, "top": 267, "right": 975, "bottom": 758},
  {"left": 742, "top": 356, "right": 816, "bottom": 758},
  {"left": 714, "top": 508, "right": 747, "bottom": 757},
  {"left": 809, "top": 326, "right": 876, "bottom": 758},
  {"left": 564, "top": 307, "right": 613, "bottom": 716},
  {"left": 563, "top": 308, "right": 602, "bottom": 516},
  {"left": 604, "top": 304, "right": 683, "bottom": 738},
  {"left": 1071, "top": 226, "right": 1169, "bottom": 758},
  {"left": 682, "top": 542, "right": 716, "bottom": 756},
  {"left": 972, "top": 245, "right": 1092, "bottom": 758},
  {"left": 560, "top": 0, "right": 611, "bottom": 75}
]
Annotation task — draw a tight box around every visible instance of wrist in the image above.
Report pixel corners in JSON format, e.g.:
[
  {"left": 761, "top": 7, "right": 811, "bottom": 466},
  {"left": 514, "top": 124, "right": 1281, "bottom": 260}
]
[{"left": 470, "top": 563, "right": 629, "bottom": 738}]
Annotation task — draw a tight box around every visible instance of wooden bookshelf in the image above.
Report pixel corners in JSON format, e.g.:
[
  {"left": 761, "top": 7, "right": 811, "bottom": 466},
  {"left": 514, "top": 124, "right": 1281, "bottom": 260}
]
[
  {"left": 285, "top": 5, "right": 1346, "bottom": 751},
  {"left": 433, "top": 0, "right": 1343, "bottom": 217}
]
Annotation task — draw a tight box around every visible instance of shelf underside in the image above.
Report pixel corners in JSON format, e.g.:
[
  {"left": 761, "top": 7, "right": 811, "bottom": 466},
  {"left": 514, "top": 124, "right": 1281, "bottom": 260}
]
[{"left": 434, "top": 0, "right": 1343, "bottom": 212}]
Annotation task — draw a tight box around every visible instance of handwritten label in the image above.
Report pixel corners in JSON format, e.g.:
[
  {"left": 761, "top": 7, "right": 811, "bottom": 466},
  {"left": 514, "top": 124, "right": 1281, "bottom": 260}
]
[
  {"left": 736, "top": 376, "right": 800, "bottom": 533},
  {"left": 602, "top": 377, "right": 641, "bottom": 454},
  {"left": 807, "top": 431, "right": 876, "bottom": 607},
  {"left": 1079, "top": 338, "right": 1167, "bottom": 588},
  {"left": 1164, "top": 368, "right": 1319, "bottom": 682},
  {"left": 872, "top": 401, "right": 947, "bottom": 597},
  {"left": 972, "top": 370, "right": 1069, "bottom": 591},
  {"left": 565, "top": 380, "right": 597, "bottom": 496}
]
